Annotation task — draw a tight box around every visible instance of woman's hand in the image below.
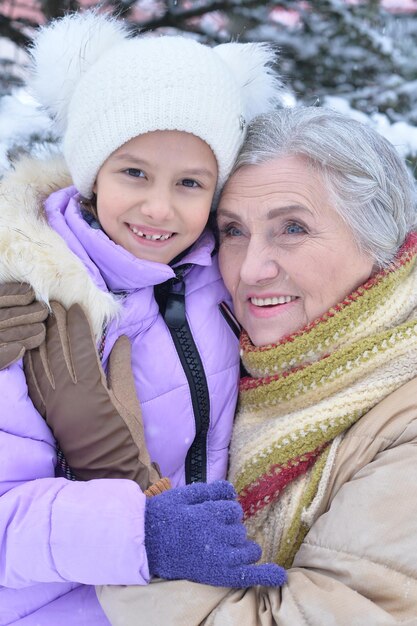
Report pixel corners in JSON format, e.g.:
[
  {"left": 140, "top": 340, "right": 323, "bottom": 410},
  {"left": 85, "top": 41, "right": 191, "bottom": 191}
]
[
  {"left": 145, "top": 480, "right": 287, "bottom": 588},
  {"left": 0, "top": 282, "right": 47, "bottom": 369}
]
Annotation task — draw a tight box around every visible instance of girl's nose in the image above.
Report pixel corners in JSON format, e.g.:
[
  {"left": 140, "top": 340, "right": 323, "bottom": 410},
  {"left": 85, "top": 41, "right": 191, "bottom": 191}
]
[
  {"left": 140, "top": 190, "right": 174, "bottom": 222},
  {"left": 239, "top": 239, "right": 280, "bottom": 285}
]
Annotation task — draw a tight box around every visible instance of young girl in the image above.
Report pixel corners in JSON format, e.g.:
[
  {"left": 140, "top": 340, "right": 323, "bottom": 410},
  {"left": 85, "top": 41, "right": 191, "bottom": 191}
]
[{"left": 0, "top": 11, "right": 285, "bottom": 625}]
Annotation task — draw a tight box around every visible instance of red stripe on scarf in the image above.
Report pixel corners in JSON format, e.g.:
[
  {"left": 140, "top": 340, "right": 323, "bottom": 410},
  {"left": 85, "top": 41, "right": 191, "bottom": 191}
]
[{"left": 238, "top": 444, "right": 328, "bottom": 520}]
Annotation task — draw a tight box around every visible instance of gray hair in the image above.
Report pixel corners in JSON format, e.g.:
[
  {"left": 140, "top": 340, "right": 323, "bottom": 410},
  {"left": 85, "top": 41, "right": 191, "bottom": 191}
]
[{"left": 233, "top": 106, "right": 417, "bottom": 268}]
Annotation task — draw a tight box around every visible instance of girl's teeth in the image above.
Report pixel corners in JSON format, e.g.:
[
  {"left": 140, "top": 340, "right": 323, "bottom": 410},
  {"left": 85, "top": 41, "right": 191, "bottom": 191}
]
[
  {"left": 251, "top": 296, "right": 296, "bottom": 306},
  {"left": 130, "top": 226, "right": 172, "bottom": 241}
]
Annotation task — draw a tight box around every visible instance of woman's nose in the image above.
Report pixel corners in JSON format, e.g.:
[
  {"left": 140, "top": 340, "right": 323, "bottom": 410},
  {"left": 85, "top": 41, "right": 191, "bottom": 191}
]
[{"left": 239, "top": 239, "right": 280, "bottom": 285}]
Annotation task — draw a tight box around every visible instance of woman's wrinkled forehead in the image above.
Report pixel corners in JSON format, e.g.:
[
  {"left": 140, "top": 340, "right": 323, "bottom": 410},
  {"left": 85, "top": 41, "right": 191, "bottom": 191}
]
[{"left": 218, "top": 155, "right": 329, "bottom": 220}]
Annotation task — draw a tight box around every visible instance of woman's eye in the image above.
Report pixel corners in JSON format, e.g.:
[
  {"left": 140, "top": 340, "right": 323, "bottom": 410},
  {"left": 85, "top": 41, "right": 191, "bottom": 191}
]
[
  {"left": 125, "top": 168, "right": 145, "bottom": 178},
  {"left": 219, "top": 224, "right": 243, "bottom": 238},
  {"left": 181, "top": 179, "right": 199, "bottom": 188},
  {"left": 285, "top": 222, "right": 306, "bottom": 235}
]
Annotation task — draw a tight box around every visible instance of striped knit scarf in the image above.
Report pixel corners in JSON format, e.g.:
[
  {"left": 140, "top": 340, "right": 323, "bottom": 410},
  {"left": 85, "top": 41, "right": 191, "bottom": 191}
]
[{"left": 229, "top": 232, "right": 417, "bottom": 569}]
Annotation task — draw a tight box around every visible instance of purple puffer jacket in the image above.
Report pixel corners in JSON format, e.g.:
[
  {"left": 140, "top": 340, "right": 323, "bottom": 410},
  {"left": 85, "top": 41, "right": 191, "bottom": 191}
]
[{"left": 0, "top": 186, "right": 239, "bottom": 625}]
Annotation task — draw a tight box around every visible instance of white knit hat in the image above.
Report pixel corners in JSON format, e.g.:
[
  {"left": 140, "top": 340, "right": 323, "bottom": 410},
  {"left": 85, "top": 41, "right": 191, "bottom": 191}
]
[{"left": 29, "top": 11, "right": 283, "bottom": 199}]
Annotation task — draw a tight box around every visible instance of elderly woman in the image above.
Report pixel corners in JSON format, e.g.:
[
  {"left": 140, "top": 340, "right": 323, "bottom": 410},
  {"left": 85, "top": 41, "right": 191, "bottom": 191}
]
[{"left": 95, "top": 106, "right": 417, "bottom": 625}]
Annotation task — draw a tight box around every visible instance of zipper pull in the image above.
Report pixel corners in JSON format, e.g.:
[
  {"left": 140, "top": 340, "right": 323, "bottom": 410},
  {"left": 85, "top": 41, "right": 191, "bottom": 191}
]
[{"left": 163, "top": 281, "right": 186, "bottom": 329}]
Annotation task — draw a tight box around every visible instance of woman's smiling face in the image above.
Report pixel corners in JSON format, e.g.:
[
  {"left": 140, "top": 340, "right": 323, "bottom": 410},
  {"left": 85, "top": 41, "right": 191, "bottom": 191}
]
[{"left": 218, "top": 155, "right": 375, "bottom": 347}]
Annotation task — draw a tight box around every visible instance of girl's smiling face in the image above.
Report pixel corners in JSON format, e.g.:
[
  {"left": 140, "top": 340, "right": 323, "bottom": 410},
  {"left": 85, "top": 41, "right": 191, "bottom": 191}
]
[
  {"left": 93, "top": 130, "right": 218, "bottom": 264},
  {"left": 218, "top": 155, "right": 375, "bottom": 347}
]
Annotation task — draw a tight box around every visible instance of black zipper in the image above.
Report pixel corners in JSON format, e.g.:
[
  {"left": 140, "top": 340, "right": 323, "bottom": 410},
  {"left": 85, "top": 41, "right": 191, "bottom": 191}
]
[{"left": 155, "top": 272, "right": 210, "bottom": 483}]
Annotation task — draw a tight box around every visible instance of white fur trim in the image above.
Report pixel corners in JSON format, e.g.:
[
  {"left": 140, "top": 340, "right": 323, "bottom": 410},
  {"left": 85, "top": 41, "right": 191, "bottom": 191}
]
[{"left": 0, "top": 154, "right": 120, "bottom": 338}]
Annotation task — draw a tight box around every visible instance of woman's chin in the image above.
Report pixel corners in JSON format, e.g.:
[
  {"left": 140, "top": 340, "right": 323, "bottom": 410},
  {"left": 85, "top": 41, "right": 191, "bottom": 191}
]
[
  {"left": 243, "top": 302, "right": 305, "bottom": 347},
  {"left": 246, "top": 322, "right": 300, "bottom": 348}
]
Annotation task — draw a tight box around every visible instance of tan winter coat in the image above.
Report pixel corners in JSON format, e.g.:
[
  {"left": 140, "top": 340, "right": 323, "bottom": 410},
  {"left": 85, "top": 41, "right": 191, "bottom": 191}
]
[{"left": 98, "top": 375, "right": 417, "bottom": 625}]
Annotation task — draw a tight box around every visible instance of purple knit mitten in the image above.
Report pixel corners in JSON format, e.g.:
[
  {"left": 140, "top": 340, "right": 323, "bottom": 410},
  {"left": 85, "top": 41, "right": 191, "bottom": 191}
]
[{"left": 145, "top": 480, "right": 287, "bottom": 588}]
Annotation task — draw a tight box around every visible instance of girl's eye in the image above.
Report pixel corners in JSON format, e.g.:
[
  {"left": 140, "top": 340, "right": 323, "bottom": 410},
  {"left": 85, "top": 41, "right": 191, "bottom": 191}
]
[
  {"left": 285, "top": 222, "right": 306, "bottom": 235},
  {"left": 125, "top": 168, "right": 145, "bottom": 178},
  {"left": 181, "top": 179, "right": 200, "bottom": 188}
]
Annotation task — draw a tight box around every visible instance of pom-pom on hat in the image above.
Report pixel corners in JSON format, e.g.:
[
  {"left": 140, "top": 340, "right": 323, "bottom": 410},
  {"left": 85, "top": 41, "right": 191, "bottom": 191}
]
[{"left": 29, "top": 11, "right": 283, "bottom": 199}]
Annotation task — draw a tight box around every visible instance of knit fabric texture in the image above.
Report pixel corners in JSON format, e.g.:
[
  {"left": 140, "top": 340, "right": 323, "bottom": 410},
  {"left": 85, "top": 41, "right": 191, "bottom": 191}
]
[
  {"left": 144, "top": 480, "right": 286, "bottom": 588},
  {"left": 229, "top": 232, "right": 417, "bottom": 568},
  {"left": 29, "top": 12, "right": 282, "bottom": 199}
]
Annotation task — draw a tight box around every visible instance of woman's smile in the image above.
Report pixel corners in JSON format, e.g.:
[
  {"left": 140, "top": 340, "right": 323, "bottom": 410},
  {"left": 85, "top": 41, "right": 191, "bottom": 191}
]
[{"left": 247, "top": 294, "right": 299, "bottom": 319}]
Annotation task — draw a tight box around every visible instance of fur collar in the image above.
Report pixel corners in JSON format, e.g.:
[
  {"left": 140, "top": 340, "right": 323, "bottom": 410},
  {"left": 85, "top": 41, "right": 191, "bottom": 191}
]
[{"left": 0, "top": 153, "right": 119, "bottom": 338}]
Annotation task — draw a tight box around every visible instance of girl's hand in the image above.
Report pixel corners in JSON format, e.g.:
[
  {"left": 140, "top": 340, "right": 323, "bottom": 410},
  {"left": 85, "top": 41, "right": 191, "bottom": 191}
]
[
  {"left": 145, "top": 480, "right": 287, "bottom": 588},
  {"left": 24, "top": 301, "right": 169, "bottom": 493}
]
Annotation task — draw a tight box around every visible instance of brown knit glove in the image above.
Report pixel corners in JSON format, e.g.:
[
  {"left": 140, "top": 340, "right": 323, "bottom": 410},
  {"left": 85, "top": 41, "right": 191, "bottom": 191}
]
[
  {"left": 0, "top": 283, "right": 48, "bottom": 370},
  {"left": 24, "top": 301, "right": 171, "bottom": 494}
]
